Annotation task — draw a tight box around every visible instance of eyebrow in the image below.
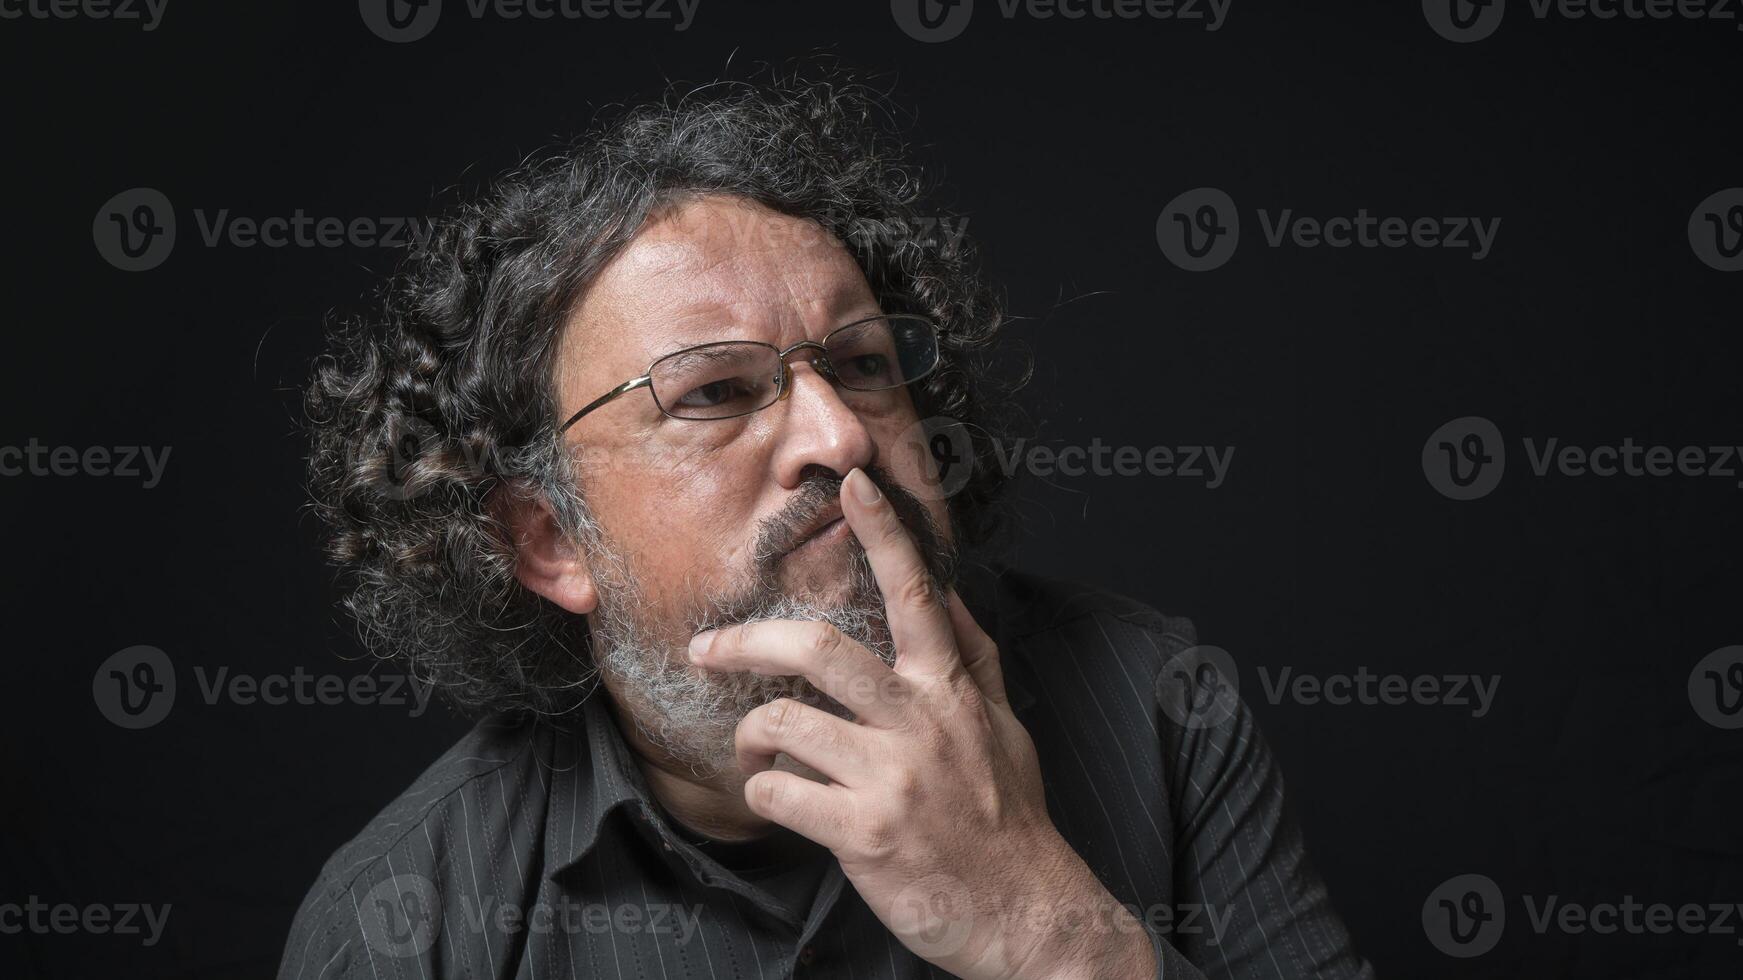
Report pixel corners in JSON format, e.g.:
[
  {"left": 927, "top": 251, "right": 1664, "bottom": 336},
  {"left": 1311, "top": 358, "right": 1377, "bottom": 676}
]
[
  {"left": 646, "top": 306, "right": 884, "bottom": 366},
  {"left": 655, "top": 342, "right": 765, "bottom": 369}
]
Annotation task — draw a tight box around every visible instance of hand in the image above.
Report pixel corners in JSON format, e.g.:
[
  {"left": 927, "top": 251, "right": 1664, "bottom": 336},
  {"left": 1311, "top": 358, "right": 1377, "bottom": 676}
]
[{"left": 689, "top": 467, "right": 1156, "bottom": 980}]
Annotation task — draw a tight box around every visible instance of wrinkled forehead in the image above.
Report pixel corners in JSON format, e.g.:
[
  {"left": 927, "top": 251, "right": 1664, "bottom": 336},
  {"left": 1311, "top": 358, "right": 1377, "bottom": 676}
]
[{"left": 559, "top": 195, "right": 882, "bottom": 381}]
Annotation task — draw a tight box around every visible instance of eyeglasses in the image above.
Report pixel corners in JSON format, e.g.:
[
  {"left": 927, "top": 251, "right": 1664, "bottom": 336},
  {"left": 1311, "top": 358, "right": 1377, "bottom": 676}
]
[{"left": 557, "top": 314, "right": 940, "bottom": 431}]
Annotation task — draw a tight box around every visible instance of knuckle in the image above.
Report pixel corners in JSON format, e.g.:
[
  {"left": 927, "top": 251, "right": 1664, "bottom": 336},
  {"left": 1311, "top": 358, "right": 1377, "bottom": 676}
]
[
  {"left": 804, "top": 623, "right": 846, "bottom": 660},
  {"left": 852, "top": 811, "right": 902, "bottom": 861},
  {"left": 895, "top": 570, "right": 937, "bottom": 610},
  {"left": 873, "top": 673, "right": 913, "bottom": 713},
  {"left": 750, "top": 773, "right": 785, "bottom": 811},
  {"left": 718, "top": 625, "right": 749, "bottom": 657},
  {"left": 763, "top": 697, "right": 801, "bottom": 738},
  {"left": 892, "top": 768, "right": 925, "bottom": 807},
  {"left": 946, "top": 672, "right": 984, "bottom": 712}
]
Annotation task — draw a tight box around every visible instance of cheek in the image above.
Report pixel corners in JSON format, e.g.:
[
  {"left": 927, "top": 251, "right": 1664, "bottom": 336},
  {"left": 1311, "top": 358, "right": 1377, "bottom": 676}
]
[{"left": 584, "top": 439, "right": 770, "bottom": 591}]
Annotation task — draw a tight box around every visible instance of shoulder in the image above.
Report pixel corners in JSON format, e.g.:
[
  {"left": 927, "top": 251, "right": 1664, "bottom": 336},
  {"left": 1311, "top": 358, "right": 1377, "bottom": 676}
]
[
  {"left": 276, "top": 714, "right": 542, "bottom": 978},
  {"left": 967, "top": 567, "right": 1197, "bottom": 679},
  {"left": 977, "top": 569, "right": 1276, "bottom": 826},
  {"left": 957, "top": 566, "right": 1199, "bottom": 716},
  {"left": 305, "top": 714, "right": 537, "bottom": 897},
  {"left": 991, "top": 568, "right": 1197, "bottom": 649}
]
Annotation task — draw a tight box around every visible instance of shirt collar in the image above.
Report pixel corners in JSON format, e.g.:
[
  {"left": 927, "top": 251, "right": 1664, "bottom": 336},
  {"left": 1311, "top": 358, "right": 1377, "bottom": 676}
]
[
  {"left": 544, "top": 691, "right": 834, "bottom": 930},
  {"left": 542, "top": 688, "right": 652, "bottom": 879}
]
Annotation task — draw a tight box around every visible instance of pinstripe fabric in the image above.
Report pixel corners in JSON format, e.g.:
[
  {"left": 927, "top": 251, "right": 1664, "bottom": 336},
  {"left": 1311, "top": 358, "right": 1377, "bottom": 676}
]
[{"left": 278, "top": 570, "right": 1372, "bottom": 979}]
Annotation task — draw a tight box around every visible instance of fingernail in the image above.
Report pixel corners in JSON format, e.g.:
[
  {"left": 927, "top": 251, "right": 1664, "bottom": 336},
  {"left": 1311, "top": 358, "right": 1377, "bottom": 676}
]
[
  {"left": 688, "top": 632, "right": 714, "bottom": 662},
  {"left": 849, "top": 467, "right": 881, "bottom": 505}
]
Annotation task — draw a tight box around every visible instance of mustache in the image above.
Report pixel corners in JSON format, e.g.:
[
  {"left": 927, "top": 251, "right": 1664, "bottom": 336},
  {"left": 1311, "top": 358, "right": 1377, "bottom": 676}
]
[{"left": 750, "top": 463, "right": 956, "bottom": 589}]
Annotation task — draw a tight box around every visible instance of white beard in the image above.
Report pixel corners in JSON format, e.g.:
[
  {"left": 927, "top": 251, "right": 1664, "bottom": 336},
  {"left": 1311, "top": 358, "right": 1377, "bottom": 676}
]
[
  {"left": 549, "top": 465, "right": 953, "bottom": 778},
  {"left": 579, "top": 519, "right": 896, "bottom": 777}
]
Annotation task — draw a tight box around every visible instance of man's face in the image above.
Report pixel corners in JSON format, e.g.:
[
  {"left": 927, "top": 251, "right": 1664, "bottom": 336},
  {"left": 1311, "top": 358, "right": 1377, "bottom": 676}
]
[{"left": 550, "top": 194, "right": 956, "bottom": 773}]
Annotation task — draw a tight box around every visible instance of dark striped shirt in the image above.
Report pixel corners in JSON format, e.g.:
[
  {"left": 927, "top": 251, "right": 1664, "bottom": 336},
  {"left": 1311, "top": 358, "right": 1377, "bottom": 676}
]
[{"left": 277, "top": 570, "right": 1372, "bottom": 979}]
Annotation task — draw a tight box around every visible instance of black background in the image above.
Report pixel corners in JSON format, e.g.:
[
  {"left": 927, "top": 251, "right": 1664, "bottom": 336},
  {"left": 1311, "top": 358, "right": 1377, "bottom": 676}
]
[{"left": 2, "top": 2, "right": 1740, "bottom": 978}]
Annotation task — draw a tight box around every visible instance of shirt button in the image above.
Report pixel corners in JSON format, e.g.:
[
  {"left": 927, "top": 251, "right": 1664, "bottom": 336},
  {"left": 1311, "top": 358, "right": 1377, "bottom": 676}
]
[{"left": 798, "top": 946, "right": 816, "bottom": 966}]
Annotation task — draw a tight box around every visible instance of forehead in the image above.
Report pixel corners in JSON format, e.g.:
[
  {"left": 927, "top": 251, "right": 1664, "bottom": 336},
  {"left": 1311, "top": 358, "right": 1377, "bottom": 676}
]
[{"left": 565, "top": 195, "right": 879, "bottom": 363}]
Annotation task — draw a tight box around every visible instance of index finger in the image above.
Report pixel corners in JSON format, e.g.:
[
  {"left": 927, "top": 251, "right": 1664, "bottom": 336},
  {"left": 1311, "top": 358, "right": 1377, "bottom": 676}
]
[
  {"left": 690, "top": 618, "right": 906, "bottom": 726},
  {"left": 840, "top": 467, "right": 956, "bottom": 677}
]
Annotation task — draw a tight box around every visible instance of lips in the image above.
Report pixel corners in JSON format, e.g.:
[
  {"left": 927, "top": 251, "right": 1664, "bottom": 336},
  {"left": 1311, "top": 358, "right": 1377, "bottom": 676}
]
[{"left": 785, "top": 506, "right": 846, "bottom": 556}]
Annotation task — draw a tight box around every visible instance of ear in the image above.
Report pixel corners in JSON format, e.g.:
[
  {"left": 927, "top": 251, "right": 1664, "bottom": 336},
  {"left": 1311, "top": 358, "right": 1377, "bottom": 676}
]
[{"left": 494, "top": 486, "right": 599, "bottom": 616}]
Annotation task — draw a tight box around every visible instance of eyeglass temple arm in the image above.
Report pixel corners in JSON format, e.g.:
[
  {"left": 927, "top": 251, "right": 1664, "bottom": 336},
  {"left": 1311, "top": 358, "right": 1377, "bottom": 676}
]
[{"left": 558, "top": 375, "right": 652, "bottom": 433}]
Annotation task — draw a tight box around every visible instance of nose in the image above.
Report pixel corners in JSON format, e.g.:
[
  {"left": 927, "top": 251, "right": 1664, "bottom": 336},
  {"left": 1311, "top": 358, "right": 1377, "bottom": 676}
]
[{"left": 769, "top": 359, "right": 876, "bottom": 490}]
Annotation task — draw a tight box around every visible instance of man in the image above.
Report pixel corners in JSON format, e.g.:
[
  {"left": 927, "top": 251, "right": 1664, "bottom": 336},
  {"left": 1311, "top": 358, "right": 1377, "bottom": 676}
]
[{"left": 283, "top": 76, "right": 1371, "bottom": 979}]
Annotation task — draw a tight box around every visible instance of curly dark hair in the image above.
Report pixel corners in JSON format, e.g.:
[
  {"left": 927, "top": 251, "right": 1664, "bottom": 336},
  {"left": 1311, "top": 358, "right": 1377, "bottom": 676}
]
[{"left": 305, "top": 72, "right": 1017, "bottom": 718}]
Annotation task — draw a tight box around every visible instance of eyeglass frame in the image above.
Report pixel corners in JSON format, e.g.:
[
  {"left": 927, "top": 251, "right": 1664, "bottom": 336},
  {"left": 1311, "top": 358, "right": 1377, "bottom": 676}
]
[{"left": 556, "top": 313, "right": 941, "bottom": 433}]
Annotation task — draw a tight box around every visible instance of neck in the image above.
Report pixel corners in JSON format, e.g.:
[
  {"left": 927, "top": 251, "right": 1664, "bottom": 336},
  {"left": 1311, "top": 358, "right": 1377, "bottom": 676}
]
[{"left": 598, "top": 679, "right": 774, "bottom": 842}]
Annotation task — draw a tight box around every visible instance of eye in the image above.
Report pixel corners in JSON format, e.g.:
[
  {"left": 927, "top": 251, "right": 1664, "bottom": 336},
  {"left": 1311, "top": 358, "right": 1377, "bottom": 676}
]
[
  {"left": 839, "top": 352, "right": 893, "bottom": 385},
  {"left": 675, "top": 378, "right": 753, "bottom": 409}
]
